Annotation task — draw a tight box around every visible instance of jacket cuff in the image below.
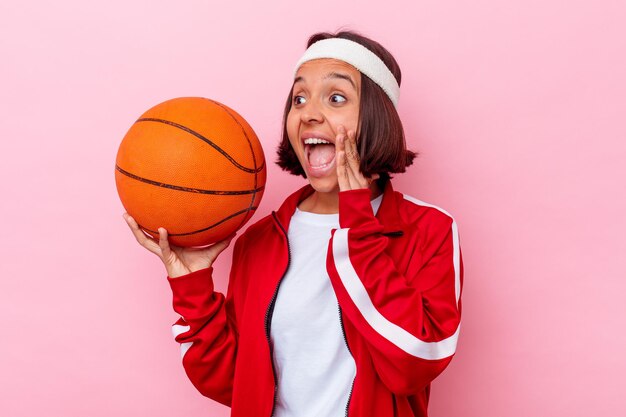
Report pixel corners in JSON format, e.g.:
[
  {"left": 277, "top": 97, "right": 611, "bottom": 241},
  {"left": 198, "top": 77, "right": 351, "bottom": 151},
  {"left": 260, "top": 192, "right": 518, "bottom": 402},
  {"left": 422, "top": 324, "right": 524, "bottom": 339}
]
[
  {"left": 339, "top": 188, "right": 379, "bottom": 229},
  {"left": 167, "top": 267, "right": 215, "bottom": 300}
]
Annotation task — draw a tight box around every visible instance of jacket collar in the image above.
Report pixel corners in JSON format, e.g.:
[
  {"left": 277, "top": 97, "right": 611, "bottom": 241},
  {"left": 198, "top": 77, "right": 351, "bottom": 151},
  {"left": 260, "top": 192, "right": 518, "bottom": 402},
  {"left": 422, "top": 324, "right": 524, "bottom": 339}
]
[{"left": 272, "top": 181, "right": 404, "bottom": 236}]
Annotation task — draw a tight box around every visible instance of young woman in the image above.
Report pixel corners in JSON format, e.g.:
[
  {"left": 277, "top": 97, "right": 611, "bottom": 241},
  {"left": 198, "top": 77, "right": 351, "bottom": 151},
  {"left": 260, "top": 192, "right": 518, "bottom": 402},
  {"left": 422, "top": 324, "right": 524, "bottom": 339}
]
[{"left": 124, "top": 30, "right": 463, "bottom": 417}]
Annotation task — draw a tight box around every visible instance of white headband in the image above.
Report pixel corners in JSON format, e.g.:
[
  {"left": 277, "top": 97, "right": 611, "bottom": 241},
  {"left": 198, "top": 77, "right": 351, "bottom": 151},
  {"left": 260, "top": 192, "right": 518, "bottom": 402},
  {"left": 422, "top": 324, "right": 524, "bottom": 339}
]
[{"left": 293, "top": 38, "right": 400, "bottom": 107}]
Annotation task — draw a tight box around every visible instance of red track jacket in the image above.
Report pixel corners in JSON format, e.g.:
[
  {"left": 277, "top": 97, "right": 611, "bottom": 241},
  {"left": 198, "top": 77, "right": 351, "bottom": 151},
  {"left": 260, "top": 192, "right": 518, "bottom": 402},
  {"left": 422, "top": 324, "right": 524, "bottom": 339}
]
[{"left": 167, "top": 182, "right": 463, "bottom": 416}]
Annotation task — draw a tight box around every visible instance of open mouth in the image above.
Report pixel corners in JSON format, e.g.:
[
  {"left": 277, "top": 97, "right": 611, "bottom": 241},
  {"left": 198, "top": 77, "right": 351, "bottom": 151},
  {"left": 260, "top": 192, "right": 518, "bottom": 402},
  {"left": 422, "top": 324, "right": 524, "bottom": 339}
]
[{"left": 304, "top": 137, "right": 336, "bottom": 169}]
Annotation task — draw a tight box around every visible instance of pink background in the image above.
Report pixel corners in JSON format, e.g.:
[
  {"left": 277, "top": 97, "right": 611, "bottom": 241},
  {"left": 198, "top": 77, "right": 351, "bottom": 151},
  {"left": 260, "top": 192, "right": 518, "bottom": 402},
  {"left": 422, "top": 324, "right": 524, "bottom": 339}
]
[{"left": 1, "top": 1, "right": 624, "bottom": 416}]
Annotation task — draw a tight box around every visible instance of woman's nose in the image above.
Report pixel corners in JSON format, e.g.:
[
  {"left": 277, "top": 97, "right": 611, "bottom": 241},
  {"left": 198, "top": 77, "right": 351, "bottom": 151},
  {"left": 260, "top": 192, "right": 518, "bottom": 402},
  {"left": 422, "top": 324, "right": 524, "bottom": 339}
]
[{"left": 301, "top": 102, "right": 324, "bottom": 124}]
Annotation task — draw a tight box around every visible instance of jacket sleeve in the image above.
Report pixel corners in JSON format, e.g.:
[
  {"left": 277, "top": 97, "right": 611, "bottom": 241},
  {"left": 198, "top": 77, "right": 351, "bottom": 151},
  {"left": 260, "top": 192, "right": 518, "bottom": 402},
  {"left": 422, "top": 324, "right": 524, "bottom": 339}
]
[
  {"left": 327, "top": 189, "right": 463, "bottom": 395},
  {"left": 167, "top": 236, "right": 245, "bottom": 406}
]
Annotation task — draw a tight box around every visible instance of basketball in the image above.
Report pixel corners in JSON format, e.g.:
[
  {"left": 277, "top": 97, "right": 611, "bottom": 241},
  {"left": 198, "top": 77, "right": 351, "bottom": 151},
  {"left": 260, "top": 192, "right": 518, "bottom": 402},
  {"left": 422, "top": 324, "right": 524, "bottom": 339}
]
[{"left": 115, "top": 97, "right": 266, "bottom": 247}]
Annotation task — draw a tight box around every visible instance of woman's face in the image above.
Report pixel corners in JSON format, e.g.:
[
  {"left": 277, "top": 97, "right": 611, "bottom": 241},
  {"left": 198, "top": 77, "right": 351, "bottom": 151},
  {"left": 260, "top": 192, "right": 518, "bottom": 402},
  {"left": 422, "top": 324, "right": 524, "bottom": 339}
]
[{"left": 287, "top": 58, "right": 361, "bottom": 194}]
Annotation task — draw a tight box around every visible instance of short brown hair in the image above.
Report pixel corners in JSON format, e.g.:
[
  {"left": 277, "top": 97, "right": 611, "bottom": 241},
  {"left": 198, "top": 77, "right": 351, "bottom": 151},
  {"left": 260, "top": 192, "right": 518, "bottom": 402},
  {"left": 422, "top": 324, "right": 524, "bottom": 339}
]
[{"left": 275, "top": 30, "right": 416, "bottom": 183}]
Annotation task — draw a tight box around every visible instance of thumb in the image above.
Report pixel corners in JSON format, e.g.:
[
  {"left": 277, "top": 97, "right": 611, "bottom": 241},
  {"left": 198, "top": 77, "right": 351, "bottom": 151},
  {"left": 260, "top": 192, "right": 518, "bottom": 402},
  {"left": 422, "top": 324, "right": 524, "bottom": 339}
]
[{"left": 158, "top": 227, "right": 174, "bottom": 262}]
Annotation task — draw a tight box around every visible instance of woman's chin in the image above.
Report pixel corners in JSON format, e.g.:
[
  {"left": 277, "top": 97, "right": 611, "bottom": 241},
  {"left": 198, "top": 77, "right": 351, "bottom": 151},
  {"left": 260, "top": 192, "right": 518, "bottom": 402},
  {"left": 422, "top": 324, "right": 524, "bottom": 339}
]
[{"left": 306, "top": 174, "right": 339, "bottom": 194}]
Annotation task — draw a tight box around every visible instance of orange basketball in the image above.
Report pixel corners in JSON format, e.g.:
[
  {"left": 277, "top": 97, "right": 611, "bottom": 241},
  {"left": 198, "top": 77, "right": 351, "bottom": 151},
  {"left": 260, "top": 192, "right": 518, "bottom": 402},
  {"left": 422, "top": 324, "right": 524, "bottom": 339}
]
[{"left": 115, "top": 97, "right": 266, "bottom": 247}]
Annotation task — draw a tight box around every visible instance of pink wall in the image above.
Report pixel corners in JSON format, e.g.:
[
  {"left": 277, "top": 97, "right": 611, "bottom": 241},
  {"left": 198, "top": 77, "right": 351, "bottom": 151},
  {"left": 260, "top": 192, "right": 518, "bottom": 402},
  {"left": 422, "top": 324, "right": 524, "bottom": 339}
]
[{"left": 1, "top": 1, "right": 624, "bottom": 416}]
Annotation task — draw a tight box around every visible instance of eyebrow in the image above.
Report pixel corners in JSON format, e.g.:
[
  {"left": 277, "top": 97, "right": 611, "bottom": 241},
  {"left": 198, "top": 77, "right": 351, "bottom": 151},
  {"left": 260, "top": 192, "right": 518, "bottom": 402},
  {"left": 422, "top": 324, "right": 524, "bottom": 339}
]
[
  {"left": 293, "top": 72, "right": 356, "bottom": 89},
  {"left": 325, "top": 72, "right": 356, "bottom": 89}
]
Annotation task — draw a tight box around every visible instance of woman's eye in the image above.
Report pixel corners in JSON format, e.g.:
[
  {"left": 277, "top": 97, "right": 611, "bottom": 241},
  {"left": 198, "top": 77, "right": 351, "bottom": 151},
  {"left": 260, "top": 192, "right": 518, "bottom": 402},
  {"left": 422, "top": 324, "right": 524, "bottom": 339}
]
[
  {"left": 330, "top": 94, "right": 346, "bottom": 103},
  {"left": 293, "top": 95, "right": 306, "bottom": 105}
]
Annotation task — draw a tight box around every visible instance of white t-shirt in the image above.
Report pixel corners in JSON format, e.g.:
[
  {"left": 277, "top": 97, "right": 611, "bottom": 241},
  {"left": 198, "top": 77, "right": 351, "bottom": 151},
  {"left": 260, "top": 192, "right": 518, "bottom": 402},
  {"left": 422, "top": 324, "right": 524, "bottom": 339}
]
[{"left": 270, "top": 195, "right": 383, "bottom": 417}]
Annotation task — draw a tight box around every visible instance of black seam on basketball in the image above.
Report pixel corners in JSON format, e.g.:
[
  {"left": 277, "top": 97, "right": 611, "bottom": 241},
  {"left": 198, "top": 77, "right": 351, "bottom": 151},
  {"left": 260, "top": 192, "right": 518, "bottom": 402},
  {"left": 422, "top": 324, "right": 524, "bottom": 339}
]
[
  {"left": 205, "top": 99, "right": 261, "bottom": 231},
  {"left": 116, "top": 165, "right": 265, "bottom": 195},
  {"left": 135, "top": 117, "right": 264, "bottom": 174},
  {"left": 139, "top": 206, "right": 258, "bottom": 237}
]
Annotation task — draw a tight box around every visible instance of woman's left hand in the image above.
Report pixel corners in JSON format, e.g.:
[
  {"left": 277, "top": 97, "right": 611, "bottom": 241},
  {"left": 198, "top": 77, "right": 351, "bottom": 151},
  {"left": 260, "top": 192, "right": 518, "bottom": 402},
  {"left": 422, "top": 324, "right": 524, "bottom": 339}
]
[{"left": 336, "top": 125, "right": 379, "bottom": 191}]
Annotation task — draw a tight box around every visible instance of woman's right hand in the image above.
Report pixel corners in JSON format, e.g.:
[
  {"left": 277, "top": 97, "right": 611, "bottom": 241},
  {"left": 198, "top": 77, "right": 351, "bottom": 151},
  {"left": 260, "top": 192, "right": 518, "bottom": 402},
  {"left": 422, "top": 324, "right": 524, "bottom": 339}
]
[{"left": 123, "top": 213, "right": 235, "bottom": 278}]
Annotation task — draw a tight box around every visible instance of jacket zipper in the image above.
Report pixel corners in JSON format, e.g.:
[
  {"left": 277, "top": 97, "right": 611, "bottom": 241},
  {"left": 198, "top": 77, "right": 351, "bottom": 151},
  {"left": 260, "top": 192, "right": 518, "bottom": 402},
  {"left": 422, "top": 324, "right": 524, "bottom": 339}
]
[
  {"left": 265, "top": 212, "right": 292, "bottom": 417},
  {"left": 338, "top": 304, "right": 355, "bottom": 417}
]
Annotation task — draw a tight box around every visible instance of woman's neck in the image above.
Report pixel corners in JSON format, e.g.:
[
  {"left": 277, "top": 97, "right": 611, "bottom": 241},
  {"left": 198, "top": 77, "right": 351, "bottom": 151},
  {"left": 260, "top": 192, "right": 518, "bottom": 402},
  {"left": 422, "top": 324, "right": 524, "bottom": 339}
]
[{"left": 298, "top": 182, "right": 383, "bottom": 214}]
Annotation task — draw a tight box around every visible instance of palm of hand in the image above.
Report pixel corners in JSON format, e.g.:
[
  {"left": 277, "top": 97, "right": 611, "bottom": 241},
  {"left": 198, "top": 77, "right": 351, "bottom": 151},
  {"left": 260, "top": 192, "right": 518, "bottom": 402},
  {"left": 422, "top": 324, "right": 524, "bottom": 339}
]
[{"left": 169, "top": 245, "right": 218, "bottom": 274}]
